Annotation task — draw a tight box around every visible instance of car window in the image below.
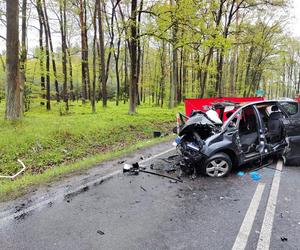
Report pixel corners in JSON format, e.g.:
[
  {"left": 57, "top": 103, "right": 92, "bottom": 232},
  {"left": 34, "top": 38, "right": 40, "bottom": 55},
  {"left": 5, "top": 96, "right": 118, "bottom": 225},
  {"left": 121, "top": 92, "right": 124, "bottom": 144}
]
[
  {"left": 225, "top": 110, "right": 242, "bottom": 130},
  {"left": 280, "top": 102, "right": 298, "bottom": 115}
]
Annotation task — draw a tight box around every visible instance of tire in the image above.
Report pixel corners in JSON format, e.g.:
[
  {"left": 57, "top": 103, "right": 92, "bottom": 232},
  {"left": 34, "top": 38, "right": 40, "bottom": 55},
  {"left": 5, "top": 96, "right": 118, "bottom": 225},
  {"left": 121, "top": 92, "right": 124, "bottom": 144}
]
[{"left": 200, "top": 153, "right": 232, "bottom": 177}]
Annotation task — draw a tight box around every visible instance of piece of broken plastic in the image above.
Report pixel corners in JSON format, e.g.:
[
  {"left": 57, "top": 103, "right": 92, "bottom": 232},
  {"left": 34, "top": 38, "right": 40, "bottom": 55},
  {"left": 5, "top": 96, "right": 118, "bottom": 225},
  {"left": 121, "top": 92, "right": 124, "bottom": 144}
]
[
  {"left": 175, "top": 137, "right": 181, "bottom": 144},
  {"left": 123, "top": 164, "right": 132, "bottom": 171},
  {"left": 237, "top": 171, "right": 245, "bottom": 177},
  {"left": 153, "top": 131, "right": 162, "bottom": 137},
  {"left": 250, "top": 171, "right": 261, "bottom": 181}
]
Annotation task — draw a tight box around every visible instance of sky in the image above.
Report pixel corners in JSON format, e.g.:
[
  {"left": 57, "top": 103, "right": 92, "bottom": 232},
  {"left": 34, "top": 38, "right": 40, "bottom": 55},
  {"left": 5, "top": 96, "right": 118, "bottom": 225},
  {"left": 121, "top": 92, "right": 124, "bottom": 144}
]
[{"left": 288, "top": 0, "right": 300, "bottom": 37}]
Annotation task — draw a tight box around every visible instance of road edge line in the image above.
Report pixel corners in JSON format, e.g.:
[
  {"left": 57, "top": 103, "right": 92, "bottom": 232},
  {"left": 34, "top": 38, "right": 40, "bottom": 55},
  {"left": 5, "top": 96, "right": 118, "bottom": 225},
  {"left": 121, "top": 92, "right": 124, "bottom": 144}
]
[
  {"left": 232, "top": 183, "right": 266, "bottom": 250},
  {"left": 256, "top": 160, "right": 283, "bottom": 250}
]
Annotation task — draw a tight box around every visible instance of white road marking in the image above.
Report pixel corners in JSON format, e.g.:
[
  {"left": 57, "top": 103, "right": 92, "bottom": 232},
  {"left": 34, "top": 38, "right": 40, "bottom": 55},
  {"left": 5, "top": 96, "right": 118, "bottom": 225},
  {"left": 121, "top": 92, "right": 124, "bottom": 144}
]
[
  {"left": 232, "top": 183, "right": 266, "bottom": 250},
  {"left": 0, "top": 146, "right": 175, "bottom": 224},
  {"left": 256, "top": 160, "right": 283, "bottom": 250}
]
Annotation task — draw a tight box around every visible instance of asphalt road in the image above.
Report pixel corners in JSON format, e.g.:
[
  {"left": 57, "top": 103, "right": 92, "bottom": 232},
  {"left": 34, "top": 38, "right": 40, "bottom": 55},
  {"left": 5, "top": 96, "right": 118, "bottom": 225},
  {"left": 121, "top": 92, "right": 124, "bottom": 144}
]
[{"left": 0, "top": 140, "right": 299, "bottom": 250}]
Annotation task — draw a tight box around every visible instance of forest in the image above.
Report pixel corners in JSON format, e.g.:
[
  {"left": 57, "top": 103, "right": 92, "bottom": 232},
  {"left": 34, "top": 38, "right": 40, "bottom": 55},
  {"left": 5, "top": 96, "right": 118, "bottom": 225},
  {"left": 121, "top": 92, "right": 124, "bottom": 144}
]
[
  {"left": 0, "top": 0, "right": 299, "bottom": 118},
  {"left": 0, "top": 0, "right": 300, "bottom": 198}
]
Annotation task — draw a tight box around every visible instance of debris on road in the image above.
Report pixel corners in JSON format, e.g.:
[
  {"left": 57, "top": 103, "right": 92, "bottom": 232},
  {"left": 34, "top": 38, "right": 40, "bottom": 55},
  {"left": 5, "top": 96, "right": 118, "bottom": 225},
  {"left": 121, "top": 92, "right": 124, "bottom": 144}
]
[
  {"left": 130, "top": 200, "right": 141, "bottom": 205},
  {"left": 15, "top": 203, "right": 26, "bottom": 213},
  {"left": 123, "top": 163, "right": 139, "bottom": 175},
  {"left": 123, "top": 162, "right": 183, "bottom": 183},
  {"left": 97, "top": 230, "right": 105, "bottom": 235},
  {"left": 250, "top": 171, "right": 261, "bottom": 181},
  {"left": 140, "top": 186, "right": 147, "bottom": 192},
  {"left": 237, "top": 171, "right": 245, "bottom": 177},
  {"left": 139, "top": 169, "right": 182, "bottom": 183},
  {"left": 14, "top": 211, "right": 32, "bottom": 221}
]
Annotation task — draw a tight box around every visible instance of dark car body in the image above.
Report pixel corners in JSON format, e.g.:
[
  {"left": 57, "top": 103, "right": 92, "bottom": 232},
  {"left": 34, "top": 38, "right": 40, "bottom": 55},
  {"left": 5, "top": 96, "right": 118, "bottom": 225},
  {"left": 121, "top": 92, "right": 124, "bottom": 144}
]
[{"left": 177, "top": 100, "right": 300, "bottom": 177}]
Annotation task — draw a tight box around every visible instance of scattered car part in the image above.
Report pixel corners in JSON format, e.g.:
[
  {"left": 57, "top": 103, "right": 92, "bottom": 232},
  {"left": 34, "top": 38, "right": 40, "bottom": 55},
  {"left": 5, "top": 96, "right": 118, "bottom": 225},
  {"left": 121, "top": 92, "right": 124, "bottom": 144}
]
[
  {"left": 123, "top": 163, "right": 183, "bottom": 183},
  {"left": 123, "top": 163, "right": 139, "bottom": 175},
  {"left": 97, "top": 230, "right": 105, "bottom": 235},
  {"left": 0, "top": 159, "right": 26, "bottom": 179},
  {"left": 153, "top": 131, "right": 162, "bottom": 137},
  {"left": 237, "top": 171, "right": 245, "bottom": 177},
  {"left": 250, "top": 172, "right": 261, "bottom": 181}
]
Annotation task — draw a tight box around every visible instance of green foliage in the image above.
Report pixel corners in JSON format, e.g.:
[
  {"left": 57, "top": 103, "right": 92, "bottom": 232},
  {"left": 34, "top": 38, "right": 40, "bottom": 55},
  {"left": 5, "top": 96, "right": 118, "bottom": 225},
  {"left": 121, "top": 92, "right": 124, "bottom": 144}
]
[{"left": 0, "top": 100, "right": 181, "bottom": 194}]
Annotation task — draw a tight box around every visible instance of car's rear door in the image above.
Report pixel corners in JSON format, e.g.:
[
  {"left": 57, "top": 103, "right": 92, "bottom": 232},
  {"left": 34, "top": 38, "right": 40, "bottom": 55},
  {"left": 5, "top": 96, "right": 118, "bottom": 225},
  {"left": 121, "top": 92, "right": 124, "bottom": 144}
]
[
  {"left": 281, "top": 117, "right": 300, "bottom": 166},
  {"left": 279, "top": 101, "right": 300, "bottom": 118}
]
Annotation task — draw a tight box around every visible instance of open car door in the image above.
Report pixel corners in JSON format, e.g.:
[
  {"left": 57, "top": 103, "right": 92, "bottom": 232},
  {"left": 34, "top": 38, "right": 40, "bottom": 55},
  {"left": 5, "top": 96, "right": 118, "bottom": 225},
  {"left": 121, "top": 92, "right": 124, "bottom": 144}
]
[{"left": 282, "top": 118, "right": 300, "bottom": 166}]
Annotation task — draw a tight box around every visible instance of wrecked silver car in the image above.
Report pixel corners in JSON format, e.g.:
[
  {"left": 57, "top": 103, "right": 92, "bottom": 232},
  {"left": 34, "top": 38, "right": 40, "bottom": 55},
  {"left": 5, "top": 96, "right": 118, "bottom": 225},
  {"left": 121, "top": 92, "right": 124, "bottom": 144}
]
[{"left": 176, "top": 100, "right": 300, "bottom": 177}]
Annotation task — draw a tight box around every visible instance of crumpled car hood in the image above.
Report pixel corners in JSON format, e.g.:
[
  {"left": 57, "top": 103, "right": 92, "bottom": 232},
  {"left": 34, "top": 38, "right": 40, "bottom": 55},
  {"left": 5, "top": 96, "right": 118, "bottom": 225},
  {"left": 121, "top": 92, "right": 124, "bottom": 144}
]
[{"left": 179, "top": 112, "right": 220, "bottom": 139}]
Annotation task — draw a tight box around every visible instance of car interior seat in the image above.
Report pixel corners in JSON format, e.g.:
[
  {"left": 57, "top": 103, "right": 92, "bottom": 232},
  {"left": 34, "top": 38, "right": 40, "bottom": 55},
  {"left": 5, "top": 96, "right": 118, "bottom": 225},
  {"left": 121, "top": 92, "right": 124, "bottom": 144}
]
[
  {"left": 267, "top": 105, "right": 284, "bottom": 143},
  {"left": 239, "top": 110, "right": 259, "bottom": 153}
]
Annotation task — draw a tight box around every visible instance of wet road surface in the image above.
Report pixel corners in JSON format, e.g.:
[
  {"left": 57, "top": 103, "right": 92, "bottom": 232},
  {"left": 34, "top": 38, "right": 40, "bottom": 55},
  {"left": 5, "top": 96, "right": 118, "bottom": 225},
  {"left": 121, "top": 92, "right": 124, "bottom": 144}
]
[{"left": 0, "top": 141, "right": 299, "bottom": 250}]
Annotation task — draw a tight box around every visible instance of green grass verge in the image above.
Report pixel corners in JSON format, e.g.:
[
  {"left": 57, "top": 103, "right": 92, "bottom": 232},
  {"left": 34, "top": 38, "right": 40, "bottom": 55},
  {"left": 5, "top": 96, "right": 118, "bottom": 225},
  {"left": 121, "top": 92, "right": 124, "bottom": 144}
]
[
  {"left": 0, "top": 135, "right": 173, "bottom": 201},
  {"left": 0, "top": 100, "right": 182, "bottom": 201}
]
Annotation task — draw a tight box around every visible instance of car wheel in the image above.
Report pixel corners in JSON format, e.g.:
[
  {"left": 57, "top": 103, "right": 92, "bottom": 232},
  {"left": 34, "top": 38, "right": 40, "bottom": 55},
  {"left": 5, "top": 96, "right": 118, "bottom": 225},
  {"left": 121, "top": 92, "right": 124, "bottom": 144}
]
[{"left": 201, "top": 153, "right": 232, "bottom": 177}]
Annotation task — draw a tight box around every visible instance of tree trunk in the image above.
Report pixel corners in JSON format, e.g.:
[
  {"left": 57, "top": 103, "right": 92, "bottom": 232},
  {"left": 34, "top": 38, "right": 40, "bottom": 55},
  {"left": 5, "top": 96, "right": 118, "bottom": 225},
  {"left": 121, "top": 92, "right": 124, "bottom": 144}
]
[
  {"left": 160, "top": 40, "right": 167, "bottom": 107},
  {"left": 43, "top": 0, "right": 60, "bottom": 102},
  {"left": 229, "top": 47, "right": 237, "bottom": 96},
  {"left": 36, "top": 0, "right": 45, "bottom": 105},
  {"left": 169, "top": 0, "right": 178, "bottom": 108},
  {"left": 67, "top": 46, "right": 74, "bottom": 101},
  {"left": 124, "top": 43, "right": 129, "bottom": 104},
  {"left": 79, "top": 0, "right": 90, "bottom": 104},
  {"left": 39, "top": 0, "right": 51, "bottom": 109},
  {"left": 136, "top": 0, "right": 143, "bottom": 106},
  {"left": 244, "top": 44, "right": 254, "bottom": 96},
  {"left": 91, "top": 5, "right": 97, "bottom": 113},
  {"left": 128, "top": 0, "right": 138, "bottom": 114},
  {"left": 20, "top": 0, "right": 27, "bottom": 112},
  {"left": 113, "top": 9, "right": 121, "bottom": 106},
  {"left": 216, "top": 49, "right": 224, "bottom": 97},
  {"left": 38, "top": 0, "right": 50, "bottom": 109},
  {"left": 201, "top": 47, "right": 213, "bottom": 98},
  {"left": 5, "top": 0, "right": 22, "bottom": 120},
  {"left": 114, "top": 37, "right": 121, "bottom": 106},
  {"left": 182, "top": 50, "right": 187, "bottom": 100},
  {"left": 178, "top": 48, "right": 183, "bottom": 104},
  {"left": 96, "top": 0, "right": 107, "bottom": 107},
  {"left": 140, "top": 43, "right": 145, "bottom": 103},
  {"left": 59, "top": 0, "right": 68, "bottom": 111}
]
